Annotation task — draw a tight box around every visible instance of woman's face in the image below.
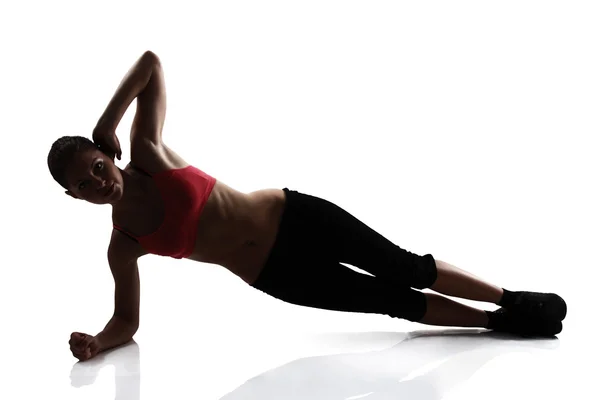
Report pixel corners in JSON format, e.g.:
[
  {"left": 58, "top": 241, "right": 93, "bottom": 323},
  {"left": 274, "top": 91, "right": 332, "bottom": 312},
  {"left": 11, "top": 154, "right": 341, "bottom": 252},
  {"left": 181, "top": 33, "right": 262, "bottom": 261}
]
[{"left": 64, "top": 148, "right": 123, "bottom": 205}]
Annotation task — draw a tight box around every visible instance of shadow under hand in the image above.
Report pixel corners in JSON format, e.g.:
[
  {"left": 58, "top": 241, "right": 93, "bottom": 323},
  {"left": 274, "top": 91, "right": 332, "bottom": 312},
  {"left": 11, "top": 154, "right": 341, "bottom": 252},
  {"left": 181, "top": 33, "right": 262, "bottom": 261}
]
[
  {"left": 70, "top": 340, "right": 140, "bottom": 400},
  {"left": 220, "top": 328, "right": 560, "bottom": 400}
]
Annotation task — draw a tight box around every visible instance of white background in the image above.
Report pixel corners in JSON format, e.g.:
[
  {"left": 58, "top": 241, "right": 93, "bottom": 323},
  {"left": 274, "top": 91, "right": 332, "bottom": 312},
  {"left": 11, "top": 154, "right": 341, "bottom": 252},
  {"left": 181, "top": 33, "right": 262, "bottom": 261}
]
[{"left": 1, "top": 0, "right": 598, "bottom": 399}]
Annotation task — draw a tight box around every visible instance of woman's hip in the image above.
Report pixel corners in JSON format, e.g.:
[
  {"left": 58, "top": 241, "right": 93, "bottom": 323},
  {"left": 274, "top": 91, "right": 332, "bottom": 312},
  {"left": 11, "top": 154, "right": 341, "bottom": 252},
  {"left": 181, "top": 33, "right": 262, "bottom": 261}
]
[{"left": 252, "top": 187, "right": 437, "bottom": 292}]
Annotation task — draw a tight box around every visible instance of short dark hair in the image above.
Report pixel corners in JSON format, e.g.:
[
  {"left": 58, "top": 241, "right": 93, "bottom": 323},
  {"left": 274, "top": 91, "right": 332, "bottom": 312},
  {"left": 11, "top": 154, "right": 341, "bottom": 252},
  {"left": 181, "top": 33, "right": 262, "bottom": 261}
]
[{"left": 47, "top": 136, "right": 98, "bottom": 189}]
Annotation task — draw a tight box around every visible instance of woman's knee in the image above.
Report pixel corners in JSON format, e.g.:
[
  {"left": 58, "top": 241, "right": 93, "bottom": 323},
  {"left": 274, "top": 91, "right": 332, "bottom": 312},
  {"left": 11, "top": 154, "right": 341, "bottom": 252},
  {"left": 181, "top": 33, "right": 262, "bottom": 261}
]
[
  {"left": 410, "top": 253, "right": 438, "bottom": 290},
  {"left": 386, "top": 287, "right": 428, "bottom": 322}
]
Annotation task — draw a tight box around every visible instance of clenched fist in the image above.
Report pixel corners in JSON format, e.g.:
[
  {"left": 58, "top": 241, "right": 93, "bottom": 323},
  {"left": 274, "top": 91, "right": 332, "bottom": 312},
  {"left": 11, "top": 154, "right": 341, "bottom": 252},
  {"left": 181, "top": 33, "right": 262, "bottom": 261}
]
[
  {"left": 92, "top": 120, "right": 122, "bottom": 161},
  {"left": 69, "top": 332, "right": 101, "bottom": 361}
]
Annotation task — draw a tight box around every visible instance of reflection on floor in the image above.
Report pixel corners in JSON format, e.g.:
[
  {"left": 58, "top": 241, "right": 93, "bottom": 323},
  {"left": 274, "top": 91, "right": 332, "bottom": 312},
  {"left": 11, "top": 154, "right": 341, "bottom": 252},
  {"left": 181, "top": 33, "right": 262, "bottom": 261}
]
[{"left": 68, "top": 327, "right": 571, "bottom": 399}]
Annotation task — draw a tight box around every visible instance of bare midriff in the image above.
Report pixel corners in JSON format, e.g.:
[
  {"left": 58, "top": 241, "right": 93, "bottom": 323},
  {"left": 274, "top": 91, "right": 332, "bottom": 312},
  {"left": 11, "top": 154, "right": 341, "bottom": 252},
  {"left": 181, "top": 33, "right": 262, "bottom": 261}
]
[{"left": 186, "top": 180, "right": 287, "bottom": 285}]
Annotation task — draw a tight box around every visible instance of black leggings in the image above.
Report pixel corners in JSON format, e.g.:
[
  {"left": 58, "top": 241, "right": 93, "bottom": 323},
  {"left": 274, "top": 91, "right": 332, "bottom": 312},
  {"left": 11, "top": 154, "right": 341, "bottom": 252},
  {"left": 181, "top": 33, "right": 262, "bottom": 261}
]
[{"left": 251, "top": 188, "right": 438, "bottom": 322}]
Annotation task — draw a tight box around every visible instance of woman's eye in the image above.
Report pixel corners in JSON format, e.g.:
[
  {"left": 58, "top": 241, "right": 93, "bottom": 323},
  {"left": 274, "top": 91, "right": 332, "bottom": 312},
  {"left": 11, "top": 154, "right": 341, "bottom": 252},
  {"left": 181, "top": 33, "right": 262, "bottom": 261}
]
[{"left": 96, "top": 162, "right": 103, "bottom": 169}]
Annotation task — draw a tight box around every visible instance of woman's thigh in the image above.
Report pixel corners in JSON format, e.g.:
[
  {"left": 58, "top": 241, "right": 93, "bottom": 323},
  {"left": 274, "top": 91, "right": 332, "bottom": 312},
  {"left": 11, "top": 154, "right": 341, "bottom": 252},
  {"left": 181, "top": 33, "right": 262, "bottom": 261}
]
[
  {"left": 277, "top": 188, "right": 438, "bottom": 289},
  {"left": 253, "top": 253, "right": 427, "bottom": 322}
]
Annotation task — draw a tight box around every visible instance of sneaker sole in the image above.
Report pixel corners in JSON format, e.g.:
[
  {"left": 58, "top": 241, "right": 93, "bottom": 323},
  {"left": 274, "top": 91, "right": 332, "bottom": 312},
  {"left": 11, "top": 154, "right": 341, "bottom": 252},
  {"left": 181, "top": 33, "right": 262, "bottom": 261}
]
[
  {"left": 490, "top": 308, "right": 563, "bottom": 337},
  {"left": 521, "top": 320, "right": 563, "bottom": 338}
]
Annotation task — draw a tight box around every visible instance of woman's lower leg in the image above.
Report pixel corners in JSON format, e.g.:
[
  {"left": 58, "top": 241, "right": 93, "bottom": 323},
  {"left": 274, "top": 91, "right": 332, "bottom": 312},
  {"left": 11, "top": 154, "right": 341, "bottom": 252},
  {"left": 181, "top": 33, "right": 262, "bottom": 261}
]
[
  {"left": 418, "top": 292, "right": 489, "bottom": 328},
  {"left": 429, "top": 259, "right": 504, "bottom": 304}
]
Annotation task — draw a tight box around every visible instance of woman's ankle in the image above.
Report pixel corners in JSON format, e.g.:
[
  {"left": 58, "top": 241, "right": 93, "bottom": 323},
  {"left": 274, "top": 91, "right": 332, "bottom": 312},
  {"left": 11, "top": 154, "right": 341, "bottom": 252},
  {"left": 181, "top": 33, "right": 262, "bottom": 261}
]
[{"left": 419, "top": 293, "right": 489, "bottom": 328}]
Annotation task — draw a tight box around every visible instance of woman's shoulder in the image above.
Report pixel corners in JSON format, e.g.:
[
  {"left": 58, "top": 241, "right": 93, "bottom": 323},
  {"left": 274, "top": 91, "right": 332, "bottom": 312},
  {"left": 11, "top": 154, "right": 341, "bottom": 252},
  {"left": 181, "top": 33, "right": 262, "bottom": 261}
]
[
  {"left": 130, "top": 141, "right": 190, "bottom": 175},
  {"left": 108, "top": 227, "right": 149, "bottom": 263}
]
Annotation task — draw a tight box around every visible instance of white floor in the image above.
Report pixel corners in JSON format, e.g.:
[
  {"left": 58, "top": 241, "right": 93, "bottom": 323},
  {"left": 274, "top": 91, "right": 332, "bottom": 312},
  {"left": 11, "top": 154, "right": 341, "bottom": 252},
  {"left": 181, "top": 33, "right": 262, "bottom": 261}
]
[{"left": 4, "top": 274, "right": 593, "bottom": 399}]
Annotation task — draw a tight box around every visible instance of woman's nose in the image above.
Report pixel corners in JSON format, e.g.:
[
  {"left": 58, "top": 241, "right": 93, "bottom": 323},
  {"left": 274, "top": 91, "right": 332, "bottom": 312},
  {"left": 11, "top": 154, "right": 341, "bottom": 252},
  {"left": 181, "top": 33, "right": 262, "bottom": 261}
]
[{"left": 95, "top": 177, "right": 107, "bottom": 189}]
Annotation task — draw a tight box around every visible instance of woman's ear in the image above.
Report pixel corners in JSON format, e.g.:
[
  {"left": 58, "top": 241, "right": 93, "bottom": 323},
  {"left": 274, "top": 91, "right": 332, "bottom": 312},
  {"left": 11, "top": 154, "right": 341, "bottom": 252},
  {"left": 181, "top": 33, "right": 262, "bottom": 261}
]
[{"left": 65, "top": 190, "right": 79, "bottom": 199}]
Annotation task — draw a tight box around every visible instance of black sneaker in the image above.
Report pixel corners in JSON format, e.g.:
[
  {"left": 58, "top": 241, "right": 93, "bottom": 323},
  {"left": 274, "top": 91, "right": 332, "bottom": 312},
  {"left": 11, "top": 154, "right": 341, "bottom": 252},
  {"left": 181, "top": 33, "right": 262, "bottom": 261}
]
[
  {"left": 487, "top": 307, "right": 563, "bottom": 337},
  {"left": 508, "top": 292, "right": 567, "bottom": 322}
]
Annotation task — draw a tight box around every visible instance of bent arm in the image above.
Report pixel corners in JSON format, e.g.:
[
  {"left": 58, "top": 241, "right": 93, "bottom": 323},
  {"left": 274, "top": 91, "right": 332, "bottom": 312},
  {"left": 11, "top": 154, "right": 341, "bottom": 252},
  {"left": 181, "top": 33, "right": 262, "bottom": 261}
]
[
  {"left": 96, "top": 232, "right": 147, "bottom": 352},
  {"left": 95, "top": 258, "right": 140, "bottom": 352},
  {"left": 96, "top": 51, "right": 159, "bottom": 133}
]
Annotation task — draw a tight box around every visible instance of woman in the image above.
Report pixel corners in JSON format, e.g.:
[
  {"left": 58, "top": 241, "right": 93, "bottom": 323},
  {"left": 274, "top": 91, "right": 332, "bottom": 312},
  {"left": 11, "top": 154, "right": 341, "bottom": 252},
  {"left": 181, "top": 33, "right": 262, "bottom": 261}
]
[{"left": 48, "top": 51, "right": 567, "bottom": 362}]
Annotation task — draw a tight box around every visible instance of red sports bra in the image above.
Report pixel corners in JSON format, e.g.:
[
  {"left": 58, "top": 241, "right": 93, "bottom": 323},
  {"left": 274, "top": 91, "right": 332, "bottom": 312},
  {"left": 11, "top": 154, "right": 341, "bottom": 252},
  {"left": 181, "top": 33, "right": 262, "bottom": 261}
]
[{"left": 113, "top": 164, "right": 217, "bottom": 259}]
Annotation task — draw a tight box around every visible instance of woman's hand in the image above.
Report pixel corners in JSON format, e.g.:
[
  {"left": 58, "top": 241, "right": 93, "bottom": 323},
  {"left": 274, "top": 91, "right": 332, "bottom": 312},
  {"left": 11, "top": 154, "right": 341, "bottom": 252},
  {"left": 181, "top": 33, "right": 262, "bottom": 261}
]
[
  {"left": 69, "top": 332, "right": 101, "bottom": 361},
  {"left": 92, "top": 120, "right": 122, "bottom": 161}
]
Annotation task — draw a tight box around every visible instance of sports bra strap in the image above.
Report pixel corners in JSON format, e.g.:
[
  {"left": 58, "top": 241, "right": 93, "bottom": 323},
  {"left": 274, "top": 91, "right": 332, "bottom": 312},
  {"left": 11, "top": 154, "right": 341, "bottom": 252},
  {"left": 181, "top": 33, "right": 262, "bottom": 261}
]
[{"left": 113, "top": 224, "right": 139, "bottom": 242}]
